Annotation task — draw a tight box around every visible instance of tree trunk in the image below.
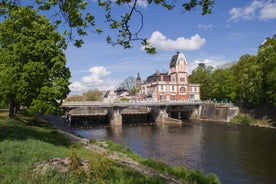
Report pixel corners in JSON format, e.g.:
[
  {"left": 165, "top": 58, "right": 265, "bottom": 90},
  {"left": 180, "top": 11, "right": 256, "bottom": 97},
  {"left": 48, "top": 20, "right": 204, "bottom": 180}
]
[
  {"left": 15, "top": 103, "right": 20, "bottom": 113},
  {"left": 9, "top": 101, "right": 15, "bottom": 118}
]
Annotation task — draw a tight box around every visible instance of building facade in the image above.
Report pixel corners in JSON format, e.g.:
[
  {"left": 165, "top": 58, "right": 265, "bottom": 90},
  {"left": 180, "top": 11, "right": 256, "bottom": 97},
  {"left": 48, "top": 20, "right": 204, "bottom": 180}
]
[{"left": 140, "top": 52, "right": 200, "bottom": 101}]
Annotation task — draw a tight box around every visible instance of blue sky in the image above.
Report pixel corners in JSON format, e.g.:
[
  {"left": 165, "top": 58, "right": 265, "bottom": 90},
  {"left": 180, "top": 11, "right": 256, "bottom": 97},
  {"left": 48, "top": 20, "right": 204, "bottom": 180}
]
[{"left": 66, "top": 0, "right": 276, "bottom": 95}]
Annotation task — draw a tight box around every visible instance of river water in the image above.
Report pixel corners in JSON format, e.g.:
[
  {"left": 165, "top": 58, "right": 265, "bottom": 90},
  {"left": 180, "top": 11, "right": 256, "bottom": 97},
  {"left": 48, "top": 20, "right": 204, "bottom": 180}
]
[{"left": 73, "top": 121, "right": 276, "bottom": 184}]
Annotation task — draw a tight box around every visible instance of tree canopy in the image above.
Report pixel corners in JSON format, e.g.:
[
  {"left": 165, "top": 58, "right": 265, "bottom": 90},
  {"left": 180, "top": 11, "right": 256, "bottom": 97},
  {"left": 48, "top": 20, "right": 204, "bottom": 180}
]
[
  {"left": 0, "top": 6, "right": 71, "bottom": 117},
  {"left": 119, "top": 76, "right": 136, "bottom": 90},
  {"left": 189, "top": 34, "right": 276, "bottom": 106},
  {"left": 0, "top": 0, "right": 214, "bottom": 53}
]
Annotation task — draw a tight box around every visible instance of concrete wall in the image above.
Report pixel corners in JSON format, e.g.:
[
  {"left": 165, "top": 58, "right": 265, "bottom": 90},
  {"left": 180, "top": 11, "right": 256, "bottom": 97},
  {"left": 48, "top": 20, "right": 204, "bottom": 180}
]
[{"left": 200, "top": 103, "right": 239, "bottom": 122}]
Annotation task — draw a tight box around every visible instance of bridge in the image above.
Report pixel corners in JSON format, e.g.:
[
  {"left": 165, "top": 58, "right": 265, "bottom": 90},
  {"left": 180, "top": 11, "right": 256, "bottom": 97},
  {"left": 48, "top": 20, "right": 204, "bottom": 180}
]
[
  {"left": 62, "top": 100, "right": 203, "bottom": 108},
  {"left": 62, "top": 100, "right": 203, "bottom": 126}
]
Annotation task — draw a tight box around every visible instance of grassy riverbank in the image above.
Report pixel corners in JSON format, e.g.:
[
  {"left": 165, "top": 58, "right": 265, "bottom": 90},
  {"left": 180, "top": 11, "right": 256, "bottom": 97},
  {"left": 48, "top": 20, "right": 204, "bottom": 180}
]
[
  {"left": 231, "top": 103, "right": 276, "bottom": 128},
  {"left": 0, "top": 111, "right": 220, "bottom": 184}
]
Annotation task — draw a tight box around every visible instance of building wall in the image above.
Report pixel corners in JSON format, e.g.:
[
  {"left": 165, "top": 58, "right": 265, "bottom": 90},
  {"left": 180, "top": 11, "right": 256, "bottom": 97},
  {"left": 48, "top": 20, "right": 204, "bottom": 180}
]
[{"left": 140, "top": 52, "right": 200, "bottom": 101}]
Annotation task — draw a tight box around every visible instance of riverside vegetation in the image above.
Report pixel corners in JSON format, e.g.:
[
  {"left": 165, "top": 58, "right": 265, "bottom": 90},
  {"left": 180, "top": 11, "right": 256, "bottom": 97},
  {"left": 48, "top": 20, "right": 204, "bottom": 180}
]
[{"left": 0, "top": 110, "right": 220, "bottom": 184}]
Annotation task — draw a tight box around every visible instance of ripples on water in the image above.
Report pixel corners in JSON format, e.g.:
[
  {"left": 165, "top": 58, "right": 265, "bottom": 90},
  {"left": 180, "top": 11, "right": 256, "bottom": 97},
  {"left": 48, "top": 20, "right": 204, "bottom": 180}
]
[{"left": 74, "top": 121, "right": 276, "bottom": 184}]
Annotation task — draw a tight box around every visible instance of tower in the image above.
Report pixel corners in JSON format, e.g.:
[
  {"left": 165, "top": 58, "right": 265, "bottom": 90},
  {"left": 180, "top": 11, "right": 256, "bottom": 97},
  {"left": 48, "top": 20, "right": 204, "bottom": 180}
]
[{"left": 136, "top": 73, "right": 141, "bottom": 90}]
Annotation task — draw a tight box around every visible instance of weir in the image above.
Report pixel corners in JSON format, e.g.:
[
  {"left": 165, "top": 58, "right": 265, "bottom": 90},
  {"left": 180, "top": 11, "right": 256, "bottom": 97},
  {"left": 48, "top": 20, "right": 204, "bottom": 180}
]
[
  {"left": 200, "top": 103, "right": 239, "bottom": 122},
  {"left": 63, "top": 101, "right": 203, "bottom": 126},
  {"left": 63, "top": 101, "right": 239, "bottom": 126}
]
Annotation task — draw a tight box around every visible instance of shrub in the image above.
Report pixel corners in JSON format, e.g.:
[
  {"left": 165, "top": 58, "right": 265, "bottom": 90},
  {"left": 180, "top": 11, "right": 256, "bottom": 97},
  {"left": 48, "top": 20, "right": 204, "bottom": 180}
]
[
  {"left": 231, "top": 113, "right": 253, "bottom": 125},
  {"left": 120, "top": 97, "right": 129, "bottom": 102}
]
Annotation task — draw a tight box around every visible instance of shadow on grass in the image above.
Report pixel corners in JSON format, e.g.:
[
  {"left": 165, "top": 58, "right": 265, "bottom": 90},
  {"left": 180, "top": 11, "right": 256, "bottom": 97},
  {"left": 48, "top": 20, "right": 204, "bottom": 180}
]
[{"left": 0, "top": 118, "right": 70, "bottom": 147}]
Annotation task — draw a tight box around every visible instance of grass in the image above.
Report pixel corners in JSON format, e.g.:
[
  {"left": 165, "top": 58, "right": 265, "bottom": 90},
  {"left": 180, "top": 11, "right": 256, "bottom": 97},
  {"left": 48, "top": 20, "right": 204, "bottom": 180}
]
[
  {"left": 0, "top": 110, "right": 220, "bottom": 184},
  {"left": 0, "top": 112, "right": 166, "bottom": 183},
  {"left": 104, "top": 140, "right": 221, "bottom": 184},
  {"left": 230, "top": 112, "right": 274, "bottom": 127}
]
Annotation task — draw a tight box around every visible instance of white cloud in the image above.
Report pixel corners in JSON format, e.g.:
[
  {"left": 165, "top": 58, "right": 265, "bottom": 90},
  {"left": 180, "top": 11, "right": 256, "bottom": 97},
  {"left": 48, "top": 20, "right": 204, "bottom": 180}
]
[
  {"left": 69, "top": 81, "right": 87, "bottom": 92},
  {"left": 188, "top": 58, "right": 231, "bottom": 74},
  {"left": 198, "top": 24, "right": 214, "bottom": 30},
  {"left": 229, "top": 0, "right": 276, "bottom": 21},
  {"left": 69, "top": 66, "right": 120, "bottom": 94},
  {"left": 81, "top": 66, "right": 111, "bottom": 84},
  {"left": 260, "top": 1, "right": 276, "bottom": 19},
  {"left": 136, "top": 0, "right": 148, "bottom": 8},
  {"left": 144, "top": 31, "right": 206, "bottom": 51}
]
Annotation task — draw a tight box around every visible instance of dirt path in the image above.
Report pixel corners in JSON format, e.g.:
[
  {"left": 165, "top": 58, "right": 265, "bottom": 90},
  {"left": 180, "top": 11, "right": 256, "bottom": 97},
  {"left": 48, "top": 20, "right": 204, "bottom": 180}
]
[{"left": 37, "top": 114, "right": 183, "bottom": 184}]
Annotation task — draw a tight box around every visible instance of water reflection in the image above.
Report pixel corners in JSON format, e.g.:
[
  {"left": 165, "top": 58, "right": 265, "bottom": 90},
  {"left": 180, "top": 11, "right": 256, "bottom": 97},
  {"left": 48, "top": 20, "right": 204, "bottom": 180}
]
[{"left": 74, "top": 121, "right": 276, "bottom": 184}]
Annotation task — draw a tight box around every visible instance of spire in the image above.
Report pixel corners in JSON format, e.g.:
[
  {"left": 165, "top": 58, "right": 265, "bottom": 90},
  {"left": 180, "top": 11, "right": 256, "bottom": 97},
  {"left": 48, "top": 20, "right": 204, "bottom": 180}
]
[
  {"left": 136, "top": 73, "right": 141, "bottom": 90},
  {"left": 136, "top": 73, "right": 141, "bottom": 80}
]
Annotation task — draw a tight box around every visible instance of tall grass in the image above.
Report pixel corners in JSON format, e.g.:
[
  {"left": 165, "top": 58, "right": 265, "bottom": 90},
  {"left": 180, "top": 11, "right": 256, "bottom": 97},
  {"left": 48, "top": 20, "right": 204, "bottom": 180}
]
[
  {"left": 0, "top": 114, "right": 220, "bottom": 184},
  {"left": 0, "top": 116, "right": 166, "bottom": 183},
  {"left": 105, "top": 140, "right": 221, "bottom": 184},
  {"left": 230, "top": 113, "right": 253, "bottom": 125}
]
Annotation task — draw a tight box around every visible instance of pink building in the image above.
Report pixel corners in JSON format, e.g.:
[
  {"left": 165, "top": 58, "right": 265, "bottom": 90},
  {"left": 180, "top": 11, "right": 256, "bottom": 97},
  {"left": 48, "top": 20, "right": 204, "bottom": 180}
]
[{"left": 140, "top": 52, "right": 200, "bottom": 101}]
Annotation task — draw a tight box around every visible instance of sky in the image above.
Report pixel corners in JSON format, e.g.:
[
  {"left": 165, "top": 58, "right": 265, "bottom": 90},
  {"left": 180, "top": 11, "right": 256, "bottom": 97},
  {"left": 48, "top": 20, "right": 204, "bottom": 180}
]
[{"left": 65, "top": 0, "right": 276, "bottom": 95}]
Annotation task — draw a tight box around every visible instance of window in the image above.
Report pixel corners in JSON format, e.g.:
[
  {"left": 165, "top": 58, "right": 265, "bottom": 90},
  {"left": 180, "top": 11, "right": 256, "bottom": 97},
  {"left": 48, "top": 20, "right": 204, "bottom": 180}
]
[
  {"left": 180, "top": 87, "right": 186, "bottom": 93},
  {"left": 172, "top": 85, "right": 175, "bottom": 91},
  {"left": 171, "top": 95, "right": 176, "bottom": 101},
  {"left": 194, "top": 87, "right": 197, "bottom": 92},
  {"left": 161, "top": 85, "right": 163, "bottom": 91},
  {"left": 180, "top": 78, "right": 185, "bottom": 82}
]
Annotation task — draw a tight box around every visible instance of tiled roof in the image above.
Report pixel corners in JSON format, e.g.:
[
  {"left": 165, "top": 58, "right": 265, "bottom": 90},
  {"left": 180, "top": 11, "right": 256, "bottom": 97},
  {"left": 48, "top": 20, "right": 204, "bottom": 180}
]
[{"left": 144, "top": 72, "right": 169, "bottom": 83}]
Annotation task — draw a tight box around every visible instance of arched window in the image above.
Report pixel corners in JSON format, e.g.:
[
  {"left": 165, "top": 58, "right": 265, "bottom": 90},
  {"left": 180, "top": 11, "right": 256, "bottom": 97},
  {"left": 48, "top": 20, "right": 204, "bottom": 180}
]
[{"left": 180, "top": 87, "right": 186, "bottom": 93}]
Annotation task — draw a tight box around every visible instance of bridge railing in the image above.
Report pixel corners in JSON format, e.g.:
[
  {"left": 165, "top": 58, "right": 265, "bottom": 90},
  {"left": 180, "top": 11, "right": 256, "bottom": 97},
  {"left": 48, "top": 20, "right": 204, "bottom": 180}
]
[{"left": 62, "top": 100, "right": 203, "bottom": 107}]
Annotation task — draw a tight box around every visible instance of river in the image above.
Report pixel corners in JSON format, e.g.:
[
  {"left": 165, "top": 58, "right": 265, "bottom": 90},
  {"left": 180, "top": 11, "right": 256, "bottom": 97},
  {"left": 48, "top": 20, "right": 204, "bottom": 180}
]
[{"left": 73, "top": 121, "right": 276, "bottom": 184}]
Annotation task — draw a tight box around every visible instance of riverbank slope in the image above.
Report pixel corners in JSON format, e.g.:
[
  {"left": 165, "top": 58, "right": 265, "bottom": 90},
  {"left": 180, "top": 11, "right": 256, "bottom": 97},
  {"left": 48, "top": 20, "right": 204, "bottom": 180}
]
[
  {"left": 231, "top": 103, "right": 276, "bottom": 128},
  {"left": 0, "top": 111, "right": 220, "bottom": 184}
]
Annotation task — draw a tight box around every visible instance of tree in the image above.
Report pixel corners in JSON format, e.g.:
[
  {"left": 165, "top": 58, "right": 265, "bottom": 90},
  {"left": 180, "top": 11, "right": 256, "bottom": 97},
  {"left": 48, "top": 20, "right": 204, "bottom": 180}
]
[
  {"left": 0, "top": 6, "right": 71, "bottom": 117},
  {"left": 257, "top": 35, "right": 276, "bottom": 104},
  {"left": 0, "top": 0, "right": 214, "bottom": 53},
  {"left": 83, "top": 90, "right": 103, "bottom": 101},
  {"left": 119, "top": 76, "right": 136, "bottom": 90},
  {"left": 188, "top": 63, "right": 213, "bottom": 100},
  {"left": 231, "top": 54, "right": 263, "bottom": 105},
  {"left": 210, "top": 68, "right": 236, "bottom": 102}
]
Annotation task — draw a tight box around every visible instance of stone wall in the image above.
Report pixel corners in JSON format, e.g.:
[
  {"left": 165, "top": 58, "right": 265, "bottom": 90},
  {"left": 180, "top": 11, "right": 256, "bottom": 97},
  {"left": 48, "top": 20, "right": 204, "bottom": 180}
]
[{"left": 200, "top": 103, "right": 239, "bottom": 122}]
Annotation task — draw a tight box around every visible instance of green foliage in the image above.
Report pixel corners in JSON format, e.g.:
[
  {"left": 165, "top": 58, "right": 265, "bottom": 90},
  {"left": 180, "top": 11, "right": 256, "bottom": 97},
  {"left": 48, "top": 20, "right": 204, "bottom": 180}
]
[
  {"left": 67, "top": 94, "right": 84, "bottom": 101},
  {"left": 83, "top": 89, "right": 103, "bottom": 101},
  {"left": 0, "top": 6, "right": 70, "bottom": 116},
  {"left": 231, "top": 113, "right": 253, "bottom": 125},
  {"left": 189, "top": 35, "right": 276, "bottom": 107},
  {"left": 0, "top": 118, "right": 71, "bottom": 183},
  {"left": 67, "top": 89, "right": 103, "bottom": 101},
  {"left": 120, "top": 97, "right": 130, "bottom": 101},
  {"left": 142, "top": 158, "right": 220, "bottom": 184},
  {"left": 0, "top": 117, "right": 168, "bottom": 183},
  {"left": 0, "top": 0, "right": 214, "bottom": 52},
  {"left": 105, "top": 140, "right": 220, "bottom": 184},
  {"left": 210, "top": 68, "right": 236, "bottom": 102},
  {"left": 89, "top": 138, "right": 98, "bottom": 144},
  {"left": 105, "top": 162, "right": 166, "bottom": 183},
  {"left": 231, "top": 54, "right": 263, "bottom": 105},
  {"left": 257, "top": 35, "right": 276, "bottom": 104},
  {"left": 189, "top": 63, "right": 214, "bottom": 100}
]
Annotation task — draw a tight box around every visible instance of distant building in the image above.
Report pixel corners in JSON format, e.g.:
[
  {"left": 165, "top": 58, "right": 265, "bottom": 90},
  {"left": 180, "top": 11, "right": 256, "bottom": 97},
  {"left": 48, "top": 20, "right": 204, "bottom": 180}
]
[
  {"left": 103, "top": 90, "right": 116, "bottom": 102},
  {"left": 139, "top": 52, "right": 200, "bottom": 101},
  {"left": 136, "top": 73, "right": 141, "bottom": 90}
]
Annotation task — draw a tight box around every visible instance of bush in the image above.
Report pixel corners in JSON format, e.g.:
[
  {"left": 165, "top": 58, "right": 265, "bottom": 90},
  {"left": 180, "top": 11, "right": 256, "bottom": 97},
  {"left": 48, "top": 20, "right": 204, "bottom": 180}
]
[
  {"left": 120, "top": 97, "right": 129, "bottom": 102},
  {"left": 231, "top": 113, "right": 253, "bottom": 125}
]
